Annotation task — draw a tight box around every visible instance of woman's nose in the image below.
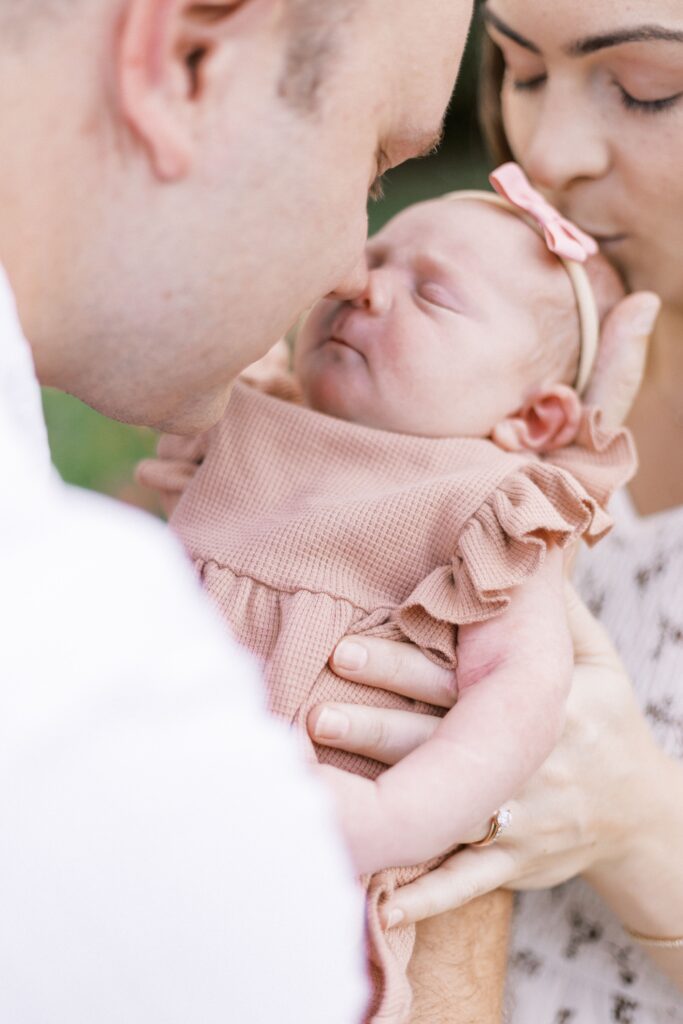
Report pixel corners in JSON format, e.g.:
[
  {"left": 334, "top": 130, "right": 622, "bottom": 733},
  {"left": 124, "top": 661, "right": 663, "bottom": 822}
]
[{"left": 520, "top": 81, "right": 611, "bottom": 193}]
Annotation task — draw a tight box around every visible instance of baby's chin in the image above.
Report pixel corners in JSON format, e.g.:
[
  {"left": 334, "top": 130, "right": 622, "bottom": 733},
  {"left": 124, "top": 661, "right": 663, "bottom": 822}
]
[{"left": 297, "top": 350, "right": 376, "bottom": 427}]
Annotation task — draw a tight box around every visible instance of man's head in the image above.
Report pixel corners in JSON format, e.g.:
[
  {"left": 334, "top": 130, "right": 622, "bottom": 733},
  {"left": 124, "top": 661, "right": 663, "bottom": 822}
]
[{"left": 0, "top": 0, "right": 473, "bottom": 432}]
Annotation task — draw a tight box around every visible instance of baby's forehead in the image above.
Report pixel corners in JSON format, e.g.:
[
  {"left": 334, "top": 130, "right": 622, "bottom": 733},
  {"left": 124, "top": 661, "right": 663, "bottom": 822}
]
[{"left": 376, "top": 196, "right": 545, "bottom": 266}]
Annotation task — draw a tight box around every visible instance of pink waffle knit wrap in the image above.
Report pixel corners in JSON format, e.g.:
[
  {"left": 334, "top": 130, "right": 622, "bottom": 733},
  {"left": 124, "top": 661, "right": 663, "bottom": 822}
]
[{"left": 138, "top": 376, "right": 635, "bottom": 1024}]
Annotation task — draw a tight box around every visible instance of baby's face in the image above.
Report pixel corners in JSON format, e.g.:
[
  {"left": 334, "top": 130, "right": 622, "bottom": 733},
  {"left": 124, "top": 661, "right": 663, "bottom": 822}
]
[{"left": 295, "top": 198, "right": 577, "bottom": 437}]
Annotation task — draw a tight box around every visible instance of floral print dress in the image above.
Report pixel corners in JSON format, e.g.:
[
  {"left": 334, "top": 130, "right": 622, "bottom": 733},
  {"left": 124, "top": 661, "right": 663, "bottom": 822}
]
[{"left": 506, "top": 491, "right": 683, "bottom": 1023}]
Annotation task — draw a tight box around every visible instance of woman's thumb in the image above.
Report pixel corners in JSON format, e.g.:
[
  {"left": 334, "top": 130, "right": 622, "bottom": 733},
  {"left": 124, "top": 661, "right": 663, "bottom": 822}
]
[
  {"left": 564, "top": 581, "right": 618, "bottom": 667},
  {"left": 584, "top": 291, "right": 660, "bottom": 429},
  {"left": 383, "top": 847, "right": 513, "bottom": 926}
]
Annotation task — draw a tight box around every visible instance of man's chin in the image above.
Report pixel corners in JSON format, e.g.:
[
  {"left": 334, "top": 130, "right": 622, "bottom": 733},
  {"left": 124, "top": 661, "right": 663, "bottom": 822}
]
[{"left": 147, "top": 382, "right": 236, "bottom": 436}]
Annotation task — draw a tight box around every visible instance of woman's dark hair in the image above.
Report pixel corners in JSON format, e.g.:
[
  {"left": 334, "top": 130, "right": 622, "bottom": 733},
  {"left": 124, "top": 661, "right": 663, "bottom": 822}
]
[{"left": 478, "top": 26, "right": 515, "bottom": 165}]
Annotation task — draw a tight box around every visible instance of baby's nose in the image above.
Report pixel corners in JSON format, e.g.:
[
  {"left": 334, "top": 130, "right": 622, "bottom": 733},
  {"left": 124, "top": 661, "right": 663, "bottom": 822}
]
[{"left": 350, "top": 270, "right": 392, "bottom": 316}]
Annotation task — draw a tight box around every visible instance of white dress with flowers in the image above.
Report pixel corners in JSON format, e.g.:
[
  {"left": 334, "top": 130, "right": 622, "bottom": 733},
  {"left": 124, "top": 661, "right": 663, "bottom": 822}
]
[{"left": 506, "top": 491, "right": 683, "bottom": 1023}]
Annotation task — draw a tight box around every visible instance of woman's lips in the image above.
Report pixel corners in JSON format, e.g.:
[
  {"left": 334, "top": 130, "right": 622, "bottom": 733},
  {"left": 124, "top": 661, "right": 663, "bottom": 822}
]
[
  {"left": 563, "top": 210, "right": 628, "bottom": 247},
  {"left": 593, "top": 233, "right": 628, "bottom": 247}
]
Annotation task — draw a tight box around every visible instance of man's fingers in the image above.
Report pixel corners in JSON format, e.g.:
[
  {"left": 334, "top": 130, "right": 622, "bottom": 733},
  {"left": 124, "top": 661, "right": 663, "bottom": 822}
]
[
  {"left": 383, "top": 846, "right": 515, "bottom": 927},
  {"left": 584, "top": 291, "right": 660, "bottom": 429},
  {"left": 330, "top": 636, "right": 457, "bottom": 709},
  {"left": 307, "top": 704, "right": 440, "bottom": 766}
]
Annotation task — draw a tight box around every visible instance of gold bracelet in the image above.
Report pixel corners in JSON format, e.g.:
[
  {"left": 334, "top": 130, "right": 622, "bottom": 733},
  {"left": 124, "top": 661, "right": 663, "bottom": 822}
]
[{"left": 626, "top": 927, "right": 683, "bottom": 950}]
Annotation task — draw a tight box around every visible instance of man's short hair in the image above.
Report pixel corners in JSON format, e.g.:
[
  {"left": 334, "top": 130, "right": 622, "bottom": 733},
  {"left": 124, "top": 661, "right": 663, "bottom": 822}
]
[
  {"left": 281, "top": 0, "right": 361, "bottom": 109},
  {"left": 2, "top": 0, "right": 358, "bottom": 108}
]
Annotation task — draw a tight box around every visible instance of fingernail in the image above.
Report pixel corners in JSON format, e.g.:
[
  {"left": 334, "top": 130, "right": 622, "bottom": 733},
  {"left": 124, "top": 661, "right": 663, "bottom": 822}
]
[
  {"left": 385, "top": 909, "right": 405, "bottom": 930},
  {"left": 313, "top": 708, "right": 349, "bottom": 741},
  {"left": 633, "top": 297, "right": 661, "bottom": 335},
  {"left": 332, "top": 641, "right": 368, "bottom": 672}
]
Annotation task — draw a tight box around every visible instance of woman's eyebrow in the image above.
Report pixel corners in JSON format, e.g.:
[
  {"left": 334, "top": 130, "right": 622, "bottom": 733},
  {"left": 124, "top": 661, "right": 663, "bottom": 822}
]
[
  {"left": 568, "top": 26, "right": 683, "bottom": 56},
  {"left": 482, "top": 7, "right": 540, "bottom": 54},
  {"left": 483, "top": 6, "right": 683, "bottom": 57}
]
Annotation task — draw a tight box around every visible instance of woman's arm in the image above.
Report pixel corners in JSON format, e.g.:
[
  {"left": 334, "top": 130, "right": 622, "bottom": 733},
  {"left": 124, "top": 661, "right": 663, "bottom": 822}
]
[
  {"left": 586, "top": 756, "right": 683, "bottom": 988},
  {"left": 314, "top": 586, "right": 683, "bottom": 993}
]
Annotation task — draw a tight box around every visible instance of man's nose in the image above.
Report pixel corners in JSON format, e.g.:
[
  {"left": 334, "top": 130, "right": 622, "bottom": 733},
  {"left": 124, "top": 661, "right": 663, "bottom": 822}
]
[
  {"left": 521, "top": 80, "right": 611, "bottom": 194},
  {"left": 327, "top": 253, "right": 370, "bottom": 302}
]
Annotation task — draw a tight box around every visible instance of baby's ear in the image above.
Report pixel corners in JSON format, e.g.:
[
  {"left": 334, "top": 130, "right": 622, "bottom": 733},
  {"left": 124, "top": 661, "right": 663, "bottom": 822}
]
[{"left": 491, "top": 385, "right": 582, "bottom": 454}]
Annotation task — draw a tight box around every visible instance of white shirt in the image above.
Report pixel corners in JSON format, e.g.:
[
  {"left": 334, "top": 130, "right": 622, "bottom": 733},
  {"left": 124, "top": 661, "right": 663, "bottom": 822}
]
[{"left": 0, "top": 268, "right": 367, "bottom": 1024}]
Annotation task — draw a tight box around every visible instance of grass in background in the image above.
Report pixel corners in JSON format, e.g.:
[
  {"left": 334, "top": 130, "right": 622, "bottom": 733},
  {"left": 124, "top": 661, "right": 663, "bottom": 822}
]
[{"left": 42, "top": 388, "right": 161, "bottom": 512}]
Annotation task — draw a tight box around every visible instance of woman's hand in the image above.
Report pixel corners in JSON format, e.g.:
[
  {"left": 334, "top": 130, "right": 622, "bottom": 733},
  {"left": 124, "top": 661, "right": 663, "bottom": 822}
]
[
  {"left": 582, "top": 290, "right": 660, "bottom": 427},
  {"left": 321, "top": 588, "right": 683, "bottom": 996},
  {"left": 369, "top": 586, "right": 668, "bottom": 924},
  {"left": 311, "top": 587, "right": 673, "bottom": 925}
]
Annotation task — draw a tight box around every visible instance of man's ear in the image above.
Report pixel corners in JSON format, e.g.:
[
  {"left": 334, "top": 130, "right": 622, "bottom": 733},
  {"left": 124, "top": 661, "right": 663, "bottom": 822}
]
[
  {"left": 491, "top": 384, "right": 583, "bottom": 454},
  {"left": 118, "top": 0, "right": 260, "bottom": 181}
]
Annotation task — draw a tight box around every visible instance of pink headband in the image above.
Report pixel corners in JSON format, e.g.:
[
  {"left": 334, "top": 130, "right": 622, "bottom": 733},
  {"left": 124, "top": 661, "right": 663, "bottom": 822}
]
[{"left": 447, "top": 163, "right": 600, "bottom": 395}]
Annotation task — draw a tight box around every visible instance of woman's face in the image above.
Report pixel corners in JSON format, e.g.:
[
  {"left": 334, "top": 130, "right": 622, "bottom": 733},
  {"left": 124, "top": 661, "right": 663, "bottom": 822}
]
[{"left": 484, "top": 0, "right": 683, "bottom": 306}]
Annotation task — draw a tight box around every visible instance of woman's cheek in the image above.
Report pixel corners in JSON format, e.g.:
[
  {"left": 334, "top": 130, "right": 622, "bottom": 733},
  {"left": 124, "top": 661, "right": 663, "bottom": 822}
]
[{"left": 500, "top": 88, "right": 535, "bottom": 162}]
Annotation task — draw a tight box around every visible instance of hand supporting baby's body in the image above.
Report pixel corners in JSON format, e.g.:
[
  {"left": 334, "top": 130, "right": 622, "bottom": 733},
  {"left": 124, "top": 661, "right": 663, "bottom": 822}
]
[{"left": 320, "top": 547, "right": 571, "bottom": 876}]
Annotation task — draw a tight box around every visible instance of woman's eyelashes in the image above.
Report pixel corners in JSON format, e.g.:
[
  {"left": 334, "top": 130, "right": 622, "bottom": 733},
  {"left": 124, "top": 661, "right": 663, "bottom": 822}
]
[
  {"left": 509, "top": 67, "right": 682, "bottom": 115},
  {"left": 496, "top": 39, "right": 683, "bottom": 116},
  {"left": 512, "top": 73, "right": 547, "bottom": 92},
  {"left": 616, "top": 84, "right": 683, "bottom": 114}
]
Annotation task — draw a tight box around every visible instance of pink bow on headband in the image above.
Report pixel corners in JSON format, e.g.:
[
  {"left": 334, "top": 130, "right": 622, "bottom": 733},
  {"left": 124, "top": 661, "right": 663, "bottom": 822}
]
[{"left": 489, "top": 163, "right": 599, "bottom": 263}]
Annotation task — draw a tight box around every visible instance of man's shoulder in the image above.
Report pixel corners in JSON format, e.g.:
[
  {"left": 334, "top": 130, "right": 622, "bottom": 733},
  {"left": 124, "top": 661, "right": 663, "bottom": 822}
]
[{"left": 2, "top": 475, "right": 262, "bottom": 705}]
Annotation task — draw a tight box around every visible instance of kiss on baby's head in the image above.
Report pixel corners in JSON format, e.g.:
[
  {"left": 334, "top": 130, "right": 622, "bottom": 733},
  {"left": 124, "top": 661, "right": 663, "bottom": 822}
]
[{"left": 295, "top": 166, "right": 624, "bottom": 452}]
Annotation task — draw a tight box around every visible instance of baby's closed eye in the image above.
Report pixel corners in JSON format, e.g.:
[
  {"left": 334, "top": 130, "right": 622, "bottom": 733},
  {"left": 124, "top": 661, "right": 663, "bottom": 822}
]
[{"left": 417, "top": 281, "right": 461, "bottom": 312}]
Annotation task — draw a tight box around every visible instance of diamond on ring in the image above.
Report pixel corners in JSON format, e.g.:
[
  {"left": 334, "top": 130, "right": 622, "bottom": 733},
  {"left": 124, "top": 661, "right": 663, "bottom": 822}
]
[
  {"left": 497, "top": 808, "right": 512, "bottom": 833},
  {"left": 470, "top": 807, "right": 512, "bottom": 848}
]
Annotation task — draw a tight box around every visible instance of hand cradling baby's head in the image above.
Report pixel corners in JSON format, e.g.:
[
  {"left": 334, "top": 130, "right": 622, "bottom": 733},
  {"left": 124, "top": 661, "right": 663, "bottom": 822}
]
[{"left": 295, "top": 194, "right": 625, "bottom": 452}]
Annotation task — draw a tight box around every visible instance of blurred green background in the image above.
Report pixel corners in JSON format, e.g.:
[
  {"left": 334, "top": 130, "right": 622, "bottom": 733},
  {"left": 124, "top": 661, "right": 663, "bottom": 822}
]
[{"left": 44, "top": 19, "right": 490, "bottom": 511}]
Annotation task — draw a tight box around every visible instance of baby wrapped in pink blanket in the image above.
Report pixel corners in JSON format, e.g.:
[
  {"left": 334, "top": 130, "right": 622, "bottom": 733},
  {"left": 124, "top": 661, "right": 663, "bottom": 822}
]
[{"left": 139, "top": 166, "right": 636, "bottom": 1023}]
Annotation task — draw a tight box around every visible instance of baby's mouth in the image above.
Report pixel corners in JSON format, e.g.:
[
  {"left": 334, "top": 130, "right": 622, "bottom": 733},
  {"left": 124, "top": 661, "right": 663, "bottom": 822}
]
[
  {"left": 322, "top": 330, "right": 367, "bottom": 358},
  {"left": 327, "top": 335, "right": 356, "bottom": 350},
  {"left": 319, "top": 334, "right": 371, "bottom": 371}
]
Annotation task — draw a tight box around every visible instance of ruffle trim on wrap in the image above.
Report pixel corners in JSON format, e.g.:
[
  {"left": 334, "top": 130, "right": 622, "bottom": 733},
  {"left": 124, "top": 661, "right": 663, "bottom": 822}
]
[
  {"left": 394, "top": 409, "right": 636, "bottom": 667},
  {"left": 545, "top": 405, "right": 637, "bottom": 509}
]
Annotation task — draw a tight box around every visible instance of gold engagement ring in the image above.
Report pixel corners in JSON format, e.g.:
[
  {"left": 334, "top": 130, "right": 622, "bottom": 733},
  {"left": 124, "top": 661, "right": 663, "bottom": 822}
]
[{"left": 470, "top": 808, "right": 512, "bottom": 848}]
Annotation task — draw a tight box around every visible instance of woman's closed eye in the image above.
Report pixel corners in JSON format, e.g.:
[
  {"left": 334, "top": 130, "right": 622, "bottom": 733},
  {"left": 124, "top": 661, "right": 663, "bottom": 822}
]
[
  {"left": 487, "top": 33, "right": 547, "bottom": 94},
  {"left": 615, "top": 83, "right": 683, "bottom": 114},
  {"left": 512, "top": 72, "right": 547, "bottom": 93}
]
